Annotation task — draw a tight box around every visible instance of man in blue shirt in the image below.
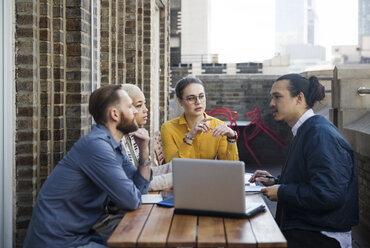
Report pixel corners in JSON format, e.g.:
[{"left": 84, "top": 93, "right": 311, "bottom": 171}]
[{"left": 24, "top": 85, "right": 152, "bottom": 248}]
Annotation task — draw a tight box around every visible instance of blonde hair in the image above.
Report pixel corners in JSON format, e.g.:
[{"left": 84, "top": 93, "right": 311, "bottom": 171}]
[{"left": 121, "top": 83, "right": 142, "bottom": 98}]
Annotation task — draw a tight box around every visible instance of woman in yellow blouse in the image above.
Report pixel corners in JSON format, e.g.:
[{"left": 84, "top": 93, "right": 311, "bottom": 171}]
[{"left": 161, "top": 77, "right": 239, "bottom": 162}]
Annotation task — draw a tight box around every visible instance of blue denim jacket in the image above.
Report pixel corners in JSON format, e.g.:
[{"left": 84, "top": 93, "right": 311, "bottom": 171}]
[{"left": 24, "top": 125, "right": 151, "bottom": 248}]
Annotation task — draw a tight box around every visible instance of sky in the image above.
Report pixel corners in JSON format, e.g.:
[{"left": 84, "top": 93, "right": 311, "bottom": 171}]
[{"left": 210, "top": 0, "right": 358, "bottom": 63}]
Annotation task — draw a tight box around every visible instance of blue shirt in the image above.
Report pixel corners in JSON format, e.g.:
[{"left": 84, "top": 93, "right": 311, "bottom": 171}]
[{"left": 24, "top": 125, "right": 151, "bottom": 248}]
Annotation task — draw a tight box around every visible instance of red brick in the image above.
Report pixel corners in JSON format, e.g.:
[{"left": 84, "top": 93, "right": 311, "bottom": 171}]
[
  {"left": 16, "top": 119, "right": 34, "bottom": 130},
  {"left": 16, "top": 68, "right": 35, "bottom": 78},
  {"left": 16, "top": 131, "right": 36, "bottom": 142},
  {"left": 39, "top": 16, "right": 50, "bottom": 28},
  {"left": 17, "top": 107, "right": 36, "bottom": 117},
  {"left": 16, "top": 180, "right": 33, "bottom": 192},
  {"left": 54, "top": 118, "right": 64, "bottom": 129},
  {"left": 39, "top": 29, "right": 50, "bottom": 41},
  {"left": 39, "top": 153, "right": 50, "bottom": 165},
  {"left": 67, "top": 44, "right": 81, "bottom": 56},
  {"left": 40, "top": 129, "right": 51, "bottom": 140},
  {"left": 54, "top": 93, "right": 61, "bottom": 104},
  {"left": 17, "top": 15, "right": 35, "bottom": 26},
  {"left": 16, "top": 93, "right": 34, "bottom": 105},
  {"left": 54, "top": 68, "right": 64, "bottom": 80},
  {"left": 16, "top": 219, "right": 31, "bottom": 229},
  {"left": 16, "top": 81, "right": 36, "bottom": 92},
  {"left": 40, "top": 92, "right": 51, "bottom": 105},
  {"left": 16, "top": 3, "right": 34, "bottom": 13},
  {"left": 16, "top": 206, "right": 34, "bottom": 218},
  {"left": 53, "top": 6, "right": 64, "bottom": 18},
  {"left": 54, "top": 129, "right": 64, "bottom": 140},
  {"left": 66, "top": 0, "right": 82, "bottom": 7},
  {"left": 66, "top": 19, "right": 81, "bottom": 31},
  {"left": 16, "top": 193, "right": 34, "bottom": 205},
  {"left": 66, "top": 94, "right": 82, "bottom": 104},
  {"left": 41, "top": 41, "right": 52, "bottom": 54},
  {"left": 16, "top": 166, "right": 34, "bottom": 178},
  {"left": 54, "top": 81, "right": 64, "bottom": 92}
]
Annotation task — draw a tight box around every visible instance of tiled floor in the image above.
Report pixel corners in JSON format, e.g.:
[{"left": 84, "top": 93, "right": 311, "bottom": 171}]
[{"left": 246, "top": 163, "right": 370, "bottom": 248}]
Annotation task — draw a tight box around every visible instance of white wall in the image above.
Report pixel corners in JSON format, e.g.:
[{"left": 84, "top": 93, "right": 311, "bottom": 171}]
[{"left": 1, "top": 0, "right": 15, "bottom": 247}]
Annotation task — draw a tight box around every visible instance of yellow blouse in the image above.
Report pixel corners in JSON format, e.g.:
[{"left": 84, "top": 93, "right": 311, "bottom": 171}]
[{"left": 160, "top": 113, "right": 239, "bottom": 162}]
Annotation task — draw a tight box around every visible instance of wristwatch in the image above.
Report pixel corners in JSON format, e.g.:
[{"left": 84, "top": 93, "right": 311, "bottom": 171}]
[{"left": 139, "top": 159, "right": 151, "bottom": 167}]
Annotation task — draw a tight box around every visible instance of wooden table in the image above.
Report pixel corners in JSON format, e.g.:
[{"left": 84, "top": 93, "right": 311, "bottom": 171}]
[{"left": 107, "top": 193, "right": 286, "bottom": 247}]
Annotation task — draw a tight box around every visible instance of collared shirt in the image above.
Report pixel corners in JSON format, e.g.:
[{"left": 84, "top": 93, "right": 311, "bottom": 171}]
[
  {"left": 161, "top": 113, "right": 238, "bottom": 162},
  {"left": 291, "top": 108, "right": 315, "bottom": 136},
  {"left": 24, "top": 124, "right": 151, "bottom": 248},
  {"left": 290, "top": 109, "right": 352, "bottom": 248}
]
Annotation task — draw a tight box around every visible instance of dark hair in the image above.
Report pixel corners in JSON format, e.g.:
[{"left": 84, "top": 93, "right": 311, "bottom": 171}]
[
  {"left": 276, "top": 73, "right": 325, "bottom": 108},
  {"left": 89, "top": 84, "right": 122, "bottom": 125},
  {"left": 175, "top": 77, "right": 203, "bottom": 99}
]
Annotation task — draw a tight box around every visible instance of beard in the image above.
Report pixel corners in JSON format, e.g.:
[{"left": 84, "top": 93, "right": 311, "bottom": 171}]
[{"left": 116, "top": 111, "right": 138, "bottom": 134}]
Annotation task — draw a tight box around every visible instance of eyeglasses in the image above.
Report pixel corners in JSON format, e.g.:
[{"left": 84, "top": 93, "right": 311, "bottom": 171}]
[{"left": 183, "top": 94, "right": 206, "bottom": 104}]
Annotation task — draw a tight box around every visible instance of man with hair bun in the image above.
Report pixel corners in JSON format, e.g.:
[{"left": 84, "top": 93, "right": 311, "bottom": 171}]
[{"left": 249, "top": 74, "right": 358, "bottom": 248}]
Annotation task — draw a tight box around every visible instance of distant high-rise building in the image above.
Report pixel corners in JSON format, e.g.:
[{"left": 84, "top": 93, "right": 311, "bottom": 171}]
[
  {"left": 170, "top": 0, "right": 216, "bottom": 64},
  {"left": 358, "top": 0, "right": 370, "bottom": 44},
  {"left": 170, "top": 0, "right": 181, "bottom": 64},
  {"left": 181, "top": 0, "right": 212, "bottom": 63},
  {"left": 275, "top": 0, "right": 325, "bottom": 72}
]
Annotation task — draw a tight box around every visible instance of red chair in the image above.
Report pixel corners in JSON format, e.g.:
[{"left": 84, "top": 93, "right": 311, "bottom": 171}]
[
  {"left": 206, "top": 107, "right": 240, "bottom": 138},
  {"left": 243, "top": 107, "right": 287, "bottom": 166}
]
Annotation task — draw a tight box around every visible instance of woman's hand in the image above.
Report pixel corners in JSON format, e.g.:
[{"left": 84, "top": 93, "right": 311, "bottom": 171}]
[
  {"left": 131, "top": 128, "right": 151, "bottom": 180},
  {"left": 249, "top": 170, "right": 275, "bottom": 186},
  {"left": 210, "top": 124, "right": 236, "bottom": 138},
  {"left": 188, "top": 118, "right": 213, "bottom": 138},
  {"left": 130, "top": 128, "right": 150, "bottom": 151}
]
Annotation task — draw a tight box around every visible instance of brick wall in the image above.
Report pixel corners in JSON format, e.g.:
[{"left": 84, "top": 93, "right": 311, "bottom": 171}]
[
  {"left": 15, "top": 0, "right": 99, "bottom": 245},
  {"left": 15, "top": 0, "right": 39, "bottom": 244},
  {"left": 14, "top": 0, "right": 170, "bottom": 246},
  {"left": 99, "top": 0, "right": 170, "bottom": 157},
  {"left": 357, "top": 153, "right": 370, "bottom": 230},
  {"left": 159, "top": 1, "right": 170, "bottom": 126}
]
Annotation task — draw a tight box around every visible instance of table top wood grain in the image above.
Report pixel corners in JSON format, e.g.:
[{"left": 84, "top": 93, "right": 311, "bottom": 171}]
[{"left": 107, "top": 193, "right": 286, "bottom": 248}]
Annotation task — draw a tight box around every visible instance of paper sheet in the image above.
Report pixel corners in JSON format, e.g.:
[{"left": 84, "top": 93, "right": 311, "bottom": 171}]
[
  {"left": 141, "top": 194, "right": 163, "bottom": 204},
  {"left": 244, "top": 173, "right": 266, "bottom": 192},
  {"left": 245, "top": 185, "right": 266, "bottom": 192}
]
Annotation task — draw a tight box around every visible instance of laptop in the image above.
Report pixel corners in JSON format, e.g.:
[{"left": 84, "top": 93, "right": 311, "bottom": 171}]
[{"left": 171, "top": 158, "right": 265, "bottom": 218}]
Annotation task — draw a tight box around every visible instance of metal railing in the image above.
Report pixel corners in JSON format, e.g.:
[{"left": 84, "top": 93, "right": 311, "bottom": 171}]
[
  {"left": 357, "top": 87, "right": 370, "bottom": 96},
  {"left": 324, "top": 87, "right": 370, "bottom": 95}
]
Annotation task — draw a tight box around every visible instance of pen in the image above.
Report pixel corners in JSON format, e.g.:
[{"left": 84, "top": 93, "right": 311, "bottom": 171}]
[{"left": 256, "top": 175, "right": 275, "bottom": 179}]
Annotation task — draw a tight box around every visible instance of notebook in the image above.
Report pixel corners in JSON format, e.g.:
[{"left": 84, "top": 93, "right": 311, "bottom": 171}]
[{"left": 172, "top": 158, "right": 265, "bottom": 218}]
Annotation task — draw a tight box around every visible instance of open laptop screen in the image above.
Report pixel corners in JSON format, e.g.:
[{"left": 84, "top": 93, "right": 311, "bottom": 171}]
[{"left": 172, "top": 158, "right": 248, "bottom": 217}]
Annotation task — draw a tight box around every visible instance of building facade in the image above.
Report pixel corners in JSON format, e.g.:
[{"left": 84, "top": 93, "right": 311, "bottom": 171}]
[
  {"left": 358, "top": 0, "right": 370, "bottom": 44},
  {"left": 275, "top": 0, "right": 325, "bottom": 72},
  {"left": 0, "top": 0, "right": 170, "bottom": 246}
]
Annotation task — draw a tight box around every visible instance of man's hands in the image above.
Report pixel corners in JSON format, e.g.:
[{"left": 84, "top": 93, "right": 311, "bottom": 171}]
[
  {"left": 261, "top": 185, "right": 280, "bottom": 201},
  {"left": 131, "top": 128, "right": 150, "bottom": 151},
  {"left": 249, "top": 170, "right": 275, "bottom": 186},
  {"left": 249, "top": 170, "right": 279, "bottom": 202}
]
